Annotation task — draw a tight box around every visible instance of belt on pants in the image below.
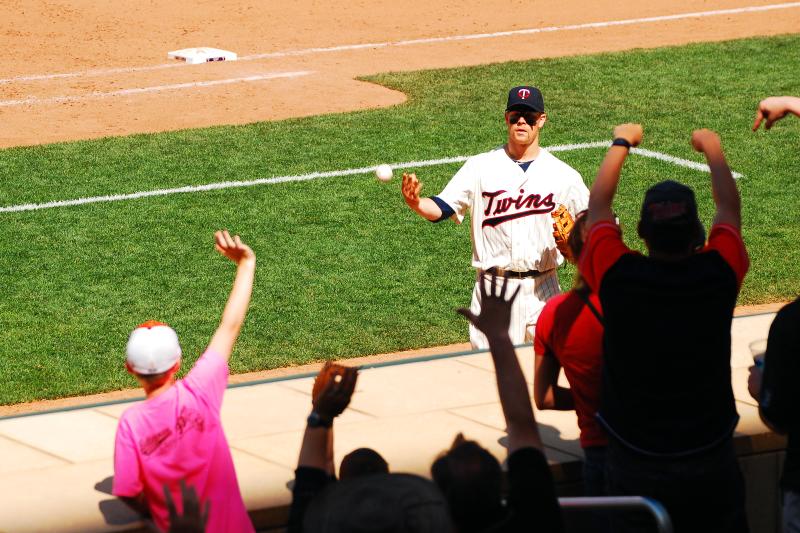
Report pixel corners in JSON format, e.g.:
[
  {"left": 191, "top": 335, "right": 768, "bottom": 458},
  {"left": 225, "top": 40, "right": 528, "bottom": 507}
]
[{"left": 485, "top": 267, "right": 551, "bottom": 279}]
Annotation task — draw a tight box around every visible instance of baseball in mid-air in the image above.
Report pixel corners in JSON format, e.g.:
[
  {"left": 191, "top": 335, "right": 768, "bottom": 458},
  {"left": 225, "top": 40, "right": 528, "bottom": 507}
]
[{"left": 375, "top": 164, "right": 393, "bottom": 182}]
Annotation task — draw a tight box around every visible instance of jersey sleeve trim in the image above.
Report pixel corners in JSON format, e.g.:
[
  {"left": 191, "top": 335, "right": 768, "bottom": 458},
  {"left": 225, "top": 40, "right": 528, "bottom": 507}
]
[{"left": 430, "top": 195, "right": 456, "bottom": 222}]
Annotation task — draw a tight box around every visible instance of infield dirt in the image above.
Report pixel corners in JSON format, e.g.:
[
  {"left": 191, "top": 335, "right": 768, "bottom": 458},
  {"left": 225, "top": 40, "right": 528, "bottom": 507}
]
[{"left": 2, "top": 0, "right": 799, "bottom": 147}]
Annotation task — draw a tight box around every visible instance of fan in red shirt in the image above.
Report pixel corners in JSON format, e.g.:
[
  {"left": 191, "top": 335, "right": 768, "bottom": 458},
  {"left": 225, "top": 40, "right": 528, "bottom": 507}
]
[{"left": 534, "top": 210, "right": 607, "bottom": 496}]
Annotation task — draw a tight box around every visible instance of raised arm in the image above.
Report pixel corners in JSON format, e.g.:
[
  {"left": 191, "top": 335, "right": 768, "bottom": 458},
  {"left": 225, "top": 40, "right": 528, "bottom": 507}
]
[
  {"left": 690, "top": 129, "right": 740, "bottom": 230},
  {"left": 458, "top": 273, "right": 543, "bottom": 453},
  {"left": 753, "top": 96, "right": 800, "bottom": 131},
  {"left": 288, "top": 364, "right": 358, "bottom": 533},
  {"left": 401, "top": 172, "right": 444, "bottom": 221},
  {"left": 206, "top": 230, "right": 256, "bottom": 362},
  {"left": 298, "top": 363, "right": 358, "bottom": 471},
  {"left": 585, "top": 124, "right": 643, "bottom": 229}
]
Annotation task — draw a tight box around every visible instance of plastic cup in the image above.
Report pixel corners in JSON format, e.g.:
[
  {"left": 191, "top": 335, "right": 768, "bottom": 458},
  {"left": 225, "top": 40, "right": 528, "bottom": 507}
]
[{"left": 749, "top": 338, "right": 767, "bottom": 368}]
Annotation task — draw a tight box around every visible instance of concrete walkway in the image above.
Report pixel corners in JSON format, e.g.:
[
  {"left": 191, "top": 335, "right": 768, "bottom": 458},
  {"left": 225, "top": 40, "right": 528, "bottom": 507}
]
[{"left": 0, "top": 311, "right": 783, "bottom": 532}]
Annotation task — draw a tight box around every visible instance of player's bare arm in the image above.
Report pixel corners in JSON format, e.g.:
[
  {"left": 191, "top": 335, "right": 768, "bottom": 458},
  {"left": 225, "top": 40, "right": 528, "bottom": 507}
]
[
  {"left": 586, "top": 123, "right": 643, "bottom": 228},
  {"left": 458, "top": 272, "right": 543, "bottom": 454},
  {"left": 207, "top": 230, "right": 256, "bottom": 362},
  {"left": 691, "top": 129, "right": 740, "bottom": 230},
  {"left": 753, "top": 96, "right": 800, "bottom": 131},
  {"left": 533, "top": 354, "right": 575, "bottom": 411},
  {"left": 401, "top": 171, "right": 443, "bottom": 221}
]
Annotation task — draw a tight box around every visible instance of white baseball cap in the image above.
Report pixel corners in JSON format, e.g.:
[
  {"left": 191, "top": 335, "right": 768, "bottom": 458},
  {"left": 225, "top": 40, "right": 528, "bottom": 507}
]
[{"left": 126, "top": 321, "right": 182, "bottom": 375}]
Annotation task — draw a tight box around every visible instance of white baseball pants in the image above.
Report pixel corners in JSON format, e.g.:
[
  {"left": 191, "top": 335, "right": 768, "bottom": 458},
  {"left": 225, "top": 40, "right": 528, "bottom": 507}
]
[{"left": 468, "top": 269, "right": 560, "bottom": 350}]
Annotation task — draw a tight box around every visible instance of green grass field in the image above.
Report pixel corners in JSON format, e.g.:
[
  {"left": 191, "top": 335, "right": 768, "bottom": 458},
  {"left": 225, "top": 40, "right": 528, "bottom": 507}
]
[{"left": 1, "top": 35, "right": 799, "bottom": 404}]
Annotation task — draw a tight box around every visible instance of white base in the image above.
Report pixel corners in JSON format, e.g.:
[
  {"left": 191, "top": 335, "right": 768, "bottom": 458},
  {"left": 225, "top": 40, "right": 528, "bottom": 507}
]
[{"left": 167, "top": 47, "right": 237, "bottom": 65}]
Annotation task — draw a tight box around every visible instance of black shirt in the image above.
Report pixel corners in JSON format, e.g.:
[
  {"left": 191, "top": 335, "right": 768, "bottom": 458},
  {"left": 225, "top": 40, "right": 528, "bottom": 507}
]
[
  {"left": 760, "top": 297, "right": 800, "bottom": 490},
  {"left": 288, "top": 447, "right": 564, "bottom": 533},
  {"left": 596, "top": 250, "right": 740, "bottom": 455},
  {"left": 487, "top": 447, "right": 564, "bottom": 533},
  {"left": 287, "top": 467, "right": 335, "bottom": 533}
]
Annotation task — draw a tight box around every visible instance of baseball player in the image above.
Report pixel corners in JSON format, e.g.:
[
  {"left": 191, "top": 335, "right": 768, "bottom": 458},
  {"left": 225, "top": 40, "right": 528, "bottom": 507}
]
[{"left": 401, "top": 86, "right": 589, "bottom": 348}]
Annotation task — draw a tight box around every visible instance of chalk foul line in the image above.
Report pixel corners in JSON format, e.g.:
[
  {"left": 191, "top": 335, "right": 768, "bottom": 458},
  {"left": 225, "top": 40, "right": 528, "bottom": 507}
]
[
  {"left": 0, "top": 71, "right": 312, "bottom": 107},
  {"left": 0, "top": 141, "right": 742, "bottom": 214},
  {"left": 1, "top": 2, "right": 799, "bottom": 85}
]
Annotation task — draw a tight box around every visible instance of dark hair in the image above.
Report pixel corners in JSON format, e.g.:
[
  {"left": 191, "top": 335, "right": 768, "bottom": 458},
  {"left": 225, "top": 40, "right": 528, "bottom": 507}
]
[
  {"left": 340, "top": 448, "right": 389, "bottom": 481},
  {"left": 567, "top": 210, "right": 591, "bottom": 293},
  {"left": 304, "top": 473, "right": 452, "bottom": 533},
  {"left": 567, "top": 210, "right": 589, "bottom": 262},
  {"left": 431, "top": 434, "right": 503, "bottom": 532}
]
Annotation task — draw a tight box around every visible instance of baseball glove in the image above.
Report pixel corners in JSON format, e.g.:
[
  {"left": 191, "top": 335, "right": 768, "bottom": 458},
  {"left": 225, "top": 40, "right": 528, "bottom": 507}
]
[
  {"left": 312, "top": 361, "right": 348, "bottom": 405},
  {"left": 551, "top": 204, "right": 575, "bottom": 262}
]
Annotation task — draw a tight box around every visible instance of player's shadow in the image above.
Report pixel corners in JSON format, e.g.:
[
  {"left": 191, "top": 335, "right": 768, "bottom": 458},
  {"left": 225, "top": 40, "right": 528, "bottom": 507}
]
[{"left": 95, "top": 476, "right": 143, "bottom": 527}]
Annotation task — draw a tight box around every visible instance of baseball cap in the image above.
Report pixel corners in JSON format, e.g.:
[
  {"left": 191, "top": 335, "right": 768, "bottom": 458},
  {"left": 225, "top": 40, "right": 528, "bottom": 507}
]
[
  {"left": 506, "top": 86, "right": 544, "bottom": 112},
  {"left": 639, "top": 180, "right": 699, "bottom": 228},
  {"left": 126, "top": 320, "right": 182, "bottom": 375},
  {"left": 638, "top": 180, "right": 704, "bottom": 250},
  {"left": 303, "top": 473, "right": 452, "bottom": 532}
]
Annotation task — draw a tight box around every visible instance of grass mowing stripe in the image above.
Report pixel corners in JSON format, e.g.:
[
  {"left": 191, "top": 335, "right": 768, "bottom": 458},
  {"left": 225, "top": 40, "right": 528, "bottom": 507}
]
[
  {"left": 0, "top": 34, "right": 798, "bottom": 404},
  {"left": 0, "top": 142, "right": 742, "bottom": 213}
]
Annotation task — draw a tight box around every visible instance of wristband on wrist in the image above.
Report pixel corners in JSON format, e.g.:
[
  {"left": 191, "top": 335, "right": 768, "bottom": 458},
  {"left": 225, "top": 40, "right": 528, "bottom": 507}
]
[
  {"left": 307, "top": 411, "right": 333, "bottom": 428},
  {"left": 611, "top": 137, "right": 632, "bottom": 149}
]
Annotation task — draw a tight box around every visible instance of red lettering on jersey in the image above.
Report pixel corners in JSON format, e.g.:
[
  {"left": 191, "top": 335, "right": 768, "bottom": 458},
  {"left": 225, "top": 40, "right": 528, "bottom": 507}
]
[
  {"left": 482, "top": 190, "right": 556, "bottom": 227},
  {"left": 482, "top": 190, "right": 506, "bottom": 216}
]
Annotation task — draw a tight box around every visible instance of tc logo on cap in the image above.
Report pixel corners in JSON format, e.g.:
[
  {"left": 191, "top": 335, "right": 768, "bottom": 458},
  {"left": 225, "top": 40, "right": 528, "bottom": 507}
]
[{"left": 518, "top": 88, "right": 531, "bottom": 100}]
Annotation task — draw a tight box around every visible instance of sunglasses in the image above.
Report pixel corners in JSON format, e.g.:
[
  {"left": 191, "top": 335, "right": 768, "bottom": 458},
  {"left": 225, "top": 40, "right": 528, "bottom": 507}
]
[{"left": 507, "top": 111, "right": 541, "bottom": 125}]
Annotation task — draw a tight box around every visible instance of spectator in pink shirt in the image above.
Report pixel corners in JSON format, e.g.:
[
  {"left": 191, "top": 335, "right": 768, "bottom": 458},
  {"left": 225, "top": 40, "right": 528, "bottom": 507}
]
[{"left": 113, "top": 230, "right": 257, "bottom": 533}]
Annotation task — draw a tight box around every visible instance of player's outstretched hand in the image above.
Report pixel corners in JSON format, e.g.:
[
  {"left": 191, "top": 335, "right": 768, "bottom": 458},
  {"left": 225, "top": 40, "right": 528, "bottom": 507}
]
[
  {"left": 164, "top": 480, "right": 210, "bottom": 533},
  {"left": 313, "top": 362, "right": 358, "bottom": 422},
  {"left": 457, "top": 271, "right": 520, "bottom": 341},
  {"left": 401, "top": 172, "right": 422, "bottom": 207},
  {"left": 690, "top": 129, "right": 722, "bottom": 153},
  {"left": 753, "top": 96, "right": 800, "bottom": 131},
  {"left": 214, "top": 230, "right": 255, "bottom": 265},
  {"left": 613, "top": 123, "right": 643, "bottom": 147}
]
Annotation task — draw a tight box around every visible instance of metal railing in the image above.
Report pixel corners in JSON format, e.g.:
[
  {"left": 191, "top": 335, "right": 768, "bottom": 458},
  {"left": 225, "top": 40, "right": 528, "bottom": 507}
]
[{"left": 559, "top": 496, "right": 673, "bottom": 533}]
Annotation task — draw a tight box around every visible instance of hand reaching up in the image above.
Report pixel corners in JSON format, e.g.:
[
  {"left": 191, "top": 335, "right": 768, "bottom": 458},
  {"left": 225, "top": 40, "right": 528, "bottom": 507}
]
[
  {"left": 312, "top": 362, "right": 358, "bottom": 423},
  {"left": 164, "top": 480, "right": 209, "bottom": 533},
  {"left": 214, "top": 230, "right": 255, "bottom": 265},
  {"left": 753, "top": 96, "right": 800, "bottom": 131},
  {"left": 457, "top": 271, "right": 520, "bottom": 343}
]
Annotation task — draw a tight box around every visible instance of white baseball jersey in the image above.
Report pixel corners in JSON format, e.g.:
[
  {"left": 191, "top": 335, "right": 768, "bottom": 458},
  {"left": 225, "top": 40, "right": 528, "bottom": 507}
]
[
  {"left": 437, "top": 146, "right": 589, "bottom": 271},
  {"left": 435, "top": 146, "right": 589, "bottom": 348}
]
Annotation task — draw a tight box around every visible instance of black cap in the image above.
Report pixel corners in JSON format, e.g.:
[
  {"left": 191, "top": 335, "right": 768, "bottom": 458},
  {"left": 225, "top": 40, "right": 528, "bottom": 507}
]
[
  {"left": 639, "top": 180, "right": 705, "bottom": 251},
  {"left": 640, "top": 180, "right": 698, "bottom": 228},
  {"left": 506, "top": 86, "right": 544, "bottom": 112}
]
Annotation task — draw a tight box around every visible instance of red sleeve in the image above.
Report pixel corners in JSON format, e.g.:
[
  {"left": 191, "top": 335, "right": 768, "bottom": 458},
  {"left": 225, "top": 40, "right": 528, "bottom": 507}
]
[
  {"left": 706, "top": 223, "right": 749, "bottom": 288},
  {"left": 578, "top": 221, "right": 632, "bottom": 292},
  {"left": 534, "top": 299, "right": 555, "bottom": 356}
]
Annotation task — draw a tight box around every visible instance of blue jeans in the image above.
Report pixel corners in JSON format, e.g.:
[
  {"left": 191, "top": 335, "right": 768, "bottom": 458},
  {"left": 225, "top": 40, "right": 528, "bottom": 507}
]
[
  {"left": 605, "top": 437, "right": 748, "bottom": 533},
  {"left": 582, "top": 445, "right": 607, "bottom": 496},
  {"left": 785, "top": 490, "right": 800, "bottom": 533}
]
